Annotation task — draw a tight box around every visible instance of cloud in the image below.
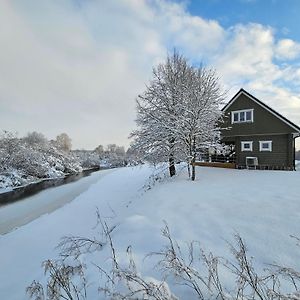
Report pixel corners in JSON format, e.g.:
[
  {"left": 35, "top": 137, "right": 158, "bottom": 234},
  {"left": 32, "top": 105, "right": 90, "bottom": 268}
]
[
  {"left": 215, "top": 24, "right": 278, "bottom": 82},
  {"left": 275, "top": 39, "right": 300, "bottom": 60},
  {"left": 0, "top": 0, "right": 300, "bottom": 149},
  {"left": 211, "top": 23, "right": 300, "bottom": 128},
  {"left": 152, "top": 0, "right": 225, "bottom": 59},
  {"left": 0, "top": 0, "right": 164, "bottom": 148}
]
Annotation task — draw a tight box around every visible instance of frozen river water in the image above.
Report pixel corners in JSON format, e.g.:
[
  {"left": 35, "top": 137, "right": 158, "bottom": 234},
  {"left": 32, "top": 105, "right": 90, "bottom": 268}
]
[{"left": 0, "top": 169, "right": 114, "bottom": 235}]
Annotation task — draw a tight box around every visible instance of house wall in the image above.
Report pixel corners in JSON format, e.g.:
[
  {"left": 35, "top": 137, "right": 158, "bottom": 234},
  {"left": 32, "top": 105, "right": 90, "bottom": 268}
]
[
  {"left": 220, "top": 93, "right": 297, "bottom": 136},
  {"left": 220, "top": 92, "right": 298, "bottom": 169},
  {"left": 235, "top": 134, "right": 293, "bottom": 168}
]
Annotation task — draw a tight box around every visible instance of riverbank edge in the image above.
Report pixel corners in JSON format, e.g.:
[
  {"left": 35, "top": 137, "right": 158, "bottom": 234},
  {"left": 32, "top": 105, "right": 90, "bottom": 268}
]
[{"left": 0, "top": 166, "right": 103, "bottom": 195}]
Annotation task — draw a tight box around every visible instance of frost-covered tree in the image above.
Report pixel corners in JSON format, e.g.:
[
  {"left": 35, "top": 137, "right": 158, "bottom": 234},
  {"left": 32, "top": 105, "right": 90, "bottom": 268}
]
[
  {"left": 177, "top": 66, "right": 225, "bottom": 180},
  {"left": 103, "top": 144, "right": 126, "bottom": 167},
  {"left": 23, "top": 132, "right": 48, "bottom": 147},
  {"left": 130, "top": 51, "right": 225, "bottom": 179},
  {"left": 73, "top": 150, "right": 100, "bottom": 169},
  {"left": 0, "top": 131, "right": 20, "bottom": 172},
  {"left": 94, "top": 144, "right": 104, "bottom": 156},
  {"left": 106, "top": 144, "right": 118, "bottom": 154},
  {"left": 125, "top": 146, "right": 141, "bottom": 166},
  {"left": 55, "top": 133, "right": 72, "bottom": 153},
  {"left": 115, "top": 146, "right": 125, "bottom": 157},
  {"left": 0, "top": 131, "right": 82, "bottom": 189},
  {"left": 130, "top": 51, "right": 192, "bottom": 177}
]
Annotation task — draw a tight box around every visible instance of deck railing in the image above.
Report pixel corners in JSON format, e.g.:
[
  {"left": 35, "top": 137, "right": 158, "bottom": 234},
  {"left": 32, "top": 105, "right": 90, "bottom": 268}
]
[{"left": 198, "top": 153, "right": 236, "bottom": 164}]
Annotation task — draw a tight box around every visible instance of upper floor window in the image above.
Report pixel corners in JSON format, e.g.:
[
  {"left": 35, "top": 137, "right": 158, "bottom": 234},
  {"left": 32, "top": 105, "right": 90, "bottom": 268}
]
[{"left": 231, "top": 109, "right": 253, "bottom": 124}]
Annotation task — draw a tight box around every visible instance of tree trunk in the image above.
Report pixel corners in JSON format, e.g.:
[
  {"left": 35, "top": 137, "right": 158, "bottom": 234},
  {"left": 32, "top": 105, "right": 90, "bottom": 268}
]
[
  {"left": 191, "top": 136, "right": 196, "bottom": 181},
  {"left": 191, "top": 157, "right": 196, "bottom": 181},
  {"left": 187, "top": 160, "right": 191, "bottom": 178},
  {"left": 169, "top": 155, "right": 176, "bottom": 177},
  {"left": 168, "top": 137, "right": 176, "bottom": 177}
]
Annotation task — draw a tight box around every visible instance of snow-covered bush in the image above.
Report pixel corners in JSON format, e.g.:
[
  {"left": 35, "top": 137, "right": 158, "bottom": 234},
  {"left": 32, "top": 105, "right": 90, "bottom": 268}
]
[
  {"left": 0, "top": 131, "right": 82, "bottom": 189},
  {"left": 93, "top": 144, "right": 128, "bottom": 168},
  {"left": 73, "top": 150, "right": 100, "bottom": 169},
  {"left": 0, "top": 130, "right": 128, "bottom": 190},
  {"left": 9, "top": 145, "right": 49, "bottom": 178},
  {"left": 0, "top": 170, "right": 29, "bottom": 189},
  {"left": 0, "top": 131, "right": 21, "bottom": 172}
]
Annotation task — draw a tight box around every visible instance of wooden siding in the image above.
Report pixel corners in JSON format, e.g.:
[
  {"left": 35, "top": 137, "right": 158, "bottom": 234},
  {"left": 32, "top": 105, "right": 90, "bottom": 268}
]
[
  {"left": 233, "top": 134, "right": 293, "bottom": 168},
  {"left": 220, "top": 91, "right": 299, "bottom": 170},
  {"left": 220, "top": 93, "right": 298, "bottom": 136}
]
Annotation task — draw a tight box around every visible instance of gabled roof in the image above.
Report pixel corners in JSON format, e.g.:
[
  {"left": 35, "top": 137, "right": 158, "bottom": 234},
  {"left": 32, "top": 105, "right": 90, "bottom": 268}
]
[{"left": 222, "top": 88, "right": 300, "bottom": 133}]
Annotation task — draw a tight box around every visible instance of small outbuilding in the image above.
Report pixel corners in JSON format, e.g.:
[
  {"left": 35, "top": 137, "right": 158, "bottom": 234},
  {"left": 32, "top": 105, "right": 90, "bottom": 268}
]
[{"left": 220, "top": 88, "right": 300, "bottom": 170}]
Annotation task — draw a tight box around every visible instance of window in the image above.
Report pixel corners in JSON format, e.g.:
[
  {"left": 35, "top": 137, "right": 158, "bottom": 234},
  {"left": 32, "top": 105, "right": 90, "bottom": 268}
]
[
  {"left": 231, "top": 109, "right": 253, "bottom": 123},
  {"left": 233, "top": 112, "right": 239, "bottom": 122},
  {"left": 240, "top": 111, "right": 245, "bottom": 122},
  {"left": 241, "top": 141, "right": 253, "bottom": 151},
  {"left": 259, "top": 141, "right": 272, "bottom": 152},
  {"left": 246, "top": 110, "right": 252, "bottom": 121}
]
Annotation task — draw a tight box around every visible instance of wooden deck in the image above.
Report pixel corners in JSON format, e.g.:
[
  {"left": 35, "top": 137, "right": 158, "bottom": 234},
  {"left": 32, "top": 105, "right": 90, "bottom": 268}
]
[{"left": 193, "top": 161, "right": 236, "bottom": 169}]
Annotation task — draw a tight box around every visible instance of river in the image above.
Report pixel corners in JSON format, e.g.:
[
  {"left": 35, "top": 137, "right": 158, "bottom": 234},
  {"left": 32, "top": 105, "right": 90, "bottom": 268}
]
[{"left": 0, "top": 168, "right": 114, "bottom": 235}]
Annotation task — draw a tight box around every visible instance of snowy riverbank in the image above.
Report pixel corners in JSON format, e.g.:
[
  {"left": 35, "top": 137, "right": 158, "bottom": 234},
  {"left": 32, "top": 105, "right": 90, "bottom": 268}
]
[
  {"left": 0, "top": 169, "right": 115, "bottom": 235},
  {"left": 0, "top": 131, "right": 128, "bottom": 193},
  {"left": 1, "top": 165, "right": 300, "bottom": 299},
  {"left": 0, "top": 167, "right": 102, "bottom": 195}
]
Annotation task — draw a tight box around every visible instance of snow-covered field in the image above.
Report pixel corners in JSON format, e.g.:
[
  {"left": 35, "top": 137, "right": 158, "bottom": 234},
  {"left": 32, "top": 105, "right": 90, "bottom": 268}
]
[{"left": 0, "top": 165, "right": 300, "bottom": 299}]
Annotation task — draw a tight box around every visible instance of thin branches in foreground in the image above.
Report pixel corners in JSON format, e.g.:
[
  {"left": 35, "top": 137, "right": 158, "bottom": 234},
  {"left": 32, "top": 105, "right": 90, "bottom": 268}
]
[{"left": 27, "top": 216, "right": 300, "bottom": 300}]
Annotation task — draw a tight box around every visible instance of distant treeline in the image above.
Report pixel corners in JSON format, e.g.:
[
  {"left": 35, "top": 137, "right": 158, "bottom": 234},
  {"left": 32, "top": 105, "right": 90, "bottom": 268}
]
[{"left": 0, "top": 131, "right": 138, "bottom": 190}]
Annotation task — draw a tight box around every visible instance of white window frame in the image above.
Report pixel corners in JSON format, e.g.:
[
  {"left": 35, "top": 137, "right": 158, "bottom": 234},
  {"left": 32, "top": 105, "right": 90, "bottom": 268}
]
[
  {"left": 231, "top": 109, "right": 254, "bottom": 124},
  {"left": 259, "top": 140, "right": 272, "bottom": 152},
  {"left": 241, "top": 141, "right": 253, "bottom": 152}
]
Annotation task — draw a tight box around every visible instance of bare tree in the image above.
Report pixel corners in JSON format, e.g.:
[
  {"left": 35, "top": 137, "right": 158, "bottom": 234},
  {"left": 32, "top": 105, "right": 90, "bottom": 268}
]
[
  {"left": 56, "top": 133, "right": 72, "bottom": 153},
  {"left": 23, "top": 132, "right": 48, "bottom": 147},
  {"left": 130, "top": 51, "right": 192, "bottom": 177},
  {"left": 176, "top": 66, "right": 225, "bottom": 180},
  {"left": 130, "top": 51, "right": 225, "bottom": 179},
  {"left": 94, "top": 144, "right": 104, "bottom": 156},
  {"left": 115, "top": 146, "right": 126, "bottom": 157}
]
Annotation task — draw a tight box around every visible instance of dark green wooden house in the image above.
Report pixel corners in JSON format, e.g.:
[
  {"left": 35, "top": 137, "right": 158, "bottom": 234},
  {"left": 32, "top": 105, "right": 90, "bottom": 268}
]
[{"left": 220, "top": 88, "right": 300, "bottom": 170}]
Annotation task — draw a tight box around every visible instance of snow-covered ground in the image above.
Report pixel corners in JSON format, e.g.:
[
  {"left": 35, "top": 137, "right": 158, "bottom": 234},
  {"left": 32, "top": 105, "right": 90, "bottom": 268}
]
[{"left": 0, "top": 165, "right": 300, "bottom": 299}]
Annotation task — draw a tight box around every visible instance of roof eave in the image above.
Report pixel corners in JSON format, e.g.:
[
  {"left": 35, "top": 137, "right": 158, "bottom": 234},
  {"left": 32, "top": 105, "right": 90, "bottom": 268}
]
[{"left": 222, "top": 89, "right": 300, "bottom": 133}]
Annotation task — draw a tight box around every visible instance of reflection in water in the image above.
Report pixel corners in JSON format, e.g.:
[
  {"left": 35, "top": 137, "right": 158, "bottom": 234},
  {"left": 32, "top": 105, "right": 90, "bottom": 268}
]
[{"left": 0, "top": 168, "right": 100, "bottom": 207}]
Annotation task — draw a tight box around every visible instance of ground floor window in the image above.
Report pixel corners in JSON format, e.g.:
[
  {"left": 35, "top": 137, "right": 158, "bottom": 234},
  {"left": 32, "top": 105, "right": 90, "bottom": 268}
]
[
  {"left": 241, "top": 141, "right": 253, "bottom": 151},
  {"left": 259, "top": 140, "right": 272, "bottom": 151}
]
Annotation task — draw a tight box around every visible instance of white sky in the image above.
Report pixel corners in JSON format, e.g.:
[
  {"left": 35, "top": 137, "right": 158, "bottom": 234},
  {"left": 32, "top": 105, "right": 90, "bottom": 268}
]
[{"left": 1, "top": 0, "right": 300, "bottom": 149}]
